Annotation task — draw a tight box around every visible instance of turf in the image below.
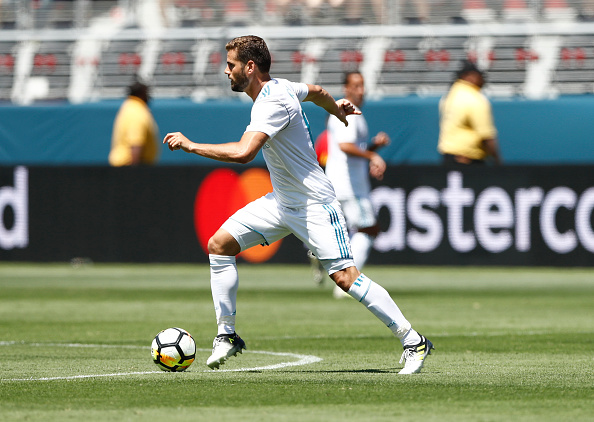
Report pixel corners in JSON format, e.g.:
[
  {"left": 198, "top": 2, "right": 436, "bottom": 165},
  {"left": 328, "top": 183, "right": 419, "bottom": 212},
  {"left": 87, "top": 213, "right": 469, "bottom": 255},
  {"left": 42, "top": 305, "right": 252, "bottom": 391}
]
[{"left": 0, "top": 263, "right": 592, "bottom": 421}]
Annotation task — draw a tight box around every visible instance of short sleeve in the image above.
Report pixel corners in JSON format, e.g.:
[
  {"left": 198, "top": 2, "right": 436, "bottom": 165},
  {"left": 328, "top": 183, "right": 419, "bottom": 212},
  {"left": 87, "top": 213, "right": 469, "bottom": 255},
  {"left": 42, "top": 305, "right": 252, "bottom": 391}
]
[
  {"left": 470, "top": 96, "right": 497, "bottom": 139},
  {"left": 245, "top": 97, "right": 290, "bottom": 139},
  {"left": 290, "top": 81, "right": 309, "bottom": 101}
]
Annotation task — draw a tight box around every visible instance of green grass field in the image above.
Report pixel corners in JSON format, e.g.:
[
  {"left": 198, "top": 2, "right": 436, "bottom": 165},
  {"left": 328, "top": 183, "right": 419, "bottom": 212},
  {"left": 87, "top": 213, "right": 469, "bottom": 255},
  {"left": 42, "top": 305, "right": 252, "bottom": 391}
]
[{"left": 0, "top": 263, "right": 592, "bottom": 421}]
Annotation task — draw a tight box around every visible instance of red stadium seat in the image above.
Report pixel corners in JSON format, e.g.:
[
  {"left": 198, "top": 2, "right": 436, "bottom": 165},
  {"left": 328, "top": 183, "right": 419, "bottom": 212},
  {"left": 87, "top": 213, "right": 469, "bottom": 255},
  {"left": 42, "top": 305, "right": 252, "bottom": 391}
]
[
  {"left": 33, "top": 54, "right": 57, "bottom": 72},
  {"left": 0, "top": 54, "right": 14, "bottom": 71},
  {"left": 384, "top": 50, "right": 406, "bottom": 66}
]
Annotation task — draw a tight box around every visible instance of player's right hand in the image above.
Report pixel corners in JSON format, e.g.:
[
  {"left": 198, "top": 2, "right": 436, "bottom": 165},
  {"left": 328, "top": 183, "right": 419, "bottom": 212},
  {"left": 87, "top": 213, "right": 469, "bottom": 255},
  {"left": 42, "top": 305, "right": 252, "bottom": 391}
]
[
  {"left": 335, "top": 99, "right": 361, "bottom": 126},
  {"left": 163, "top": 132, "right": 192, "bottom": 152},
  {"left": 373, "top": 132, "right": 391, "bottom": 148}
]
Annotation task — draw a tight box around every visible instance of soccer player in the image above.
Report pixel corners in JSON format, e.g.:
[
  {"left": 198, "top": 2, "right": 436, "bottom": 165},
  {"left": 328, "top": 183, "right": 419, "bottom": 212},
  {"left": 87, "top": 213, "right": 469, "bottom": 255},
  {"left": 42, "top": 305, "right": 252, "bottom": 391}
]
[
  {"left": 323, "top": 71, "right": 390, "bottom": 298},
  {"left": 163, "top": 35, "right": 433, "bottom": 374}
]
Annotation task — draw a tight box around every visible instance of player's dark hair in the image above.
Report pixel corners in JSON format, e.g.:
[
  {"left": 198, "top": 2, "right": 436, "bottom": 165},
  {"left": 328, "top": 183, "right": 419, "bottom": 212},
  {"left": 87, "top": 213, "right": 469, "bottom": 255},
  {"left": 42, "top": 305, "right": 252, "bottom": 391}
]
[
  {"left": 343, "top": 71, "right": 362, "bottom": 86},
  {"left": 456, "top": 60, "right": 483, "bottom": 79},
  {"left": 226, "top": 35, "right": 271, "bottom": 73},
  {"left": 128, "top": 80, "right": 149, "bottom": 101}
]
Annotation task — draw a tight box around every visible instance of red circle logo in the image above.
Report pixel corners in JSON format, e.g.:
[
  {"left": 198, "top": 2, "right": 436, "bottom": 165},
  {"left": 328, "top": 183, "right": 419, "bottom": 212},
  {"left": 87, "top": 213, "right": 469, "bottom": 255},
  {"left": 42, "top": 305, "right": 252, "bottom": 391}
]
[{"left": 193, "top": 168, "right": 282, "bottom": 263}]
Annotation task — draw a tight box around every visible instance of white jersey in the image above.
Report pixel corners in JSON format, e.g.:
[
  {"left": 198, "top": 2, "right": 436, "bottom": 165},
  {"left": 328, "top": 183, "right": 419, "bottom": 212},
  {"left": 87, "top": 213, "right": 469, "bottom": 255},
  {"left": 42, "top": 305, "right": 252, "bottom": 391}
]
[
  {"left": 245, "top": 78, "right": 336, "bottom": 208},
  {"left": 325, "top": 106, "right": 371, "bottom": 200}
]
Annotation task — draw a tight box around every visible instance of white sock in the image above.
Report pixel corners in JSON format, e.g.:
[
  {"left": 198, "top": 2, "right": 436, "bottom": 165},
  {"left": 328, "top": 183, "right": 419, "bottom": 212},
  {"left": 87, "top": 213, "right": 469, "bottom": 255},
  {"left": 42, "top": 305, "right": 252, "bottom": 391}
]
[
  {"left": 401, "top": 328, "right": 422, "bottom": 347},
  {"left": 209, "top": 254, "right": 238, "bottom": 335},
  {"left": 347, "top": 273, "right": 420, "bottom": 346},
  {"left": 351, "top": 232, "right": 373, "bottom": 269}
]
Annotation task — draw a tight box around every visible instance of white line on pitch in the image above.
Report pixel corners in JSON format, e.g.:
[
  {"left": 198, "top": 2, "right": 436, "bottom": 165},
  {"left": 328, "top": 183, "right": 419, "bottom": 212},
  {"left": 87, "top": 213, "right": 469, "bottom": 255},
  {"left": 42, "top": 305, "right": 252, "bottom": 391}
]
[
  {"left": 3, "top": 371, "right": 165, "bottom": 381},
  {"left": 0, "top": 342, "right": 323, "bottom": 381},
  {"left": 211, "top": 350, "right": 322, "bottom": 373}
]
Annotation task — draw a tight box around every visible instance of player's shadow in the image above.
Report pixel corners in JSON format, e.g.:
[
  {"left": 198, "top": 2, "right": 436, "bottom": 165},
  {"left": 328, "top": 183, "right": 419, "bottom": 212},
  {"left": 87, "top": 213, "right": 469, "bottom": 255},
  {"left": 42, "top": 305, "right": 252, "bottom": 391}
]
[
  {"left": 294, "top": 368, "right": 396, "bottom": 374},
  {"left": 316, "top": 368, "right": 440, "bottom": 374},
  {"left": 222, "top": 368, "right": 440, "bottom": 374}
]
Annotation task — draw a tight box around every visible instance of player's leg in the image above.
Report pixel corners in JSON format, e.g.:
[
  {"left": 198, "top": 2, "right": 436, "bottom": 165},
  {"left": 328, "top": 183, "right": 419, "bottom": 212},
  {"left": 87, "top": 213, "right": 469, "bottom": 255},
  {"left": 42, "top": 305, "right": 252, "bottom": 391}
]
[
  {"left": 307, "top": 248, "right": 325, "bottom": 286},
  {"left": 207, "top": 228, "right": 246, "bottom": 369},
  {"left": 206, "top": 193, "right": 289, "bottom": 369},
  {"left": 341, "top": 197, "right": 377, "bottom": 270},
  {"left": 333, "top": 198, "right": 374, "bottom": 298},
  {"left": 331, "top": 266, "right": 434, "bottom": 374},
  {"left": 330, "top": 267, "right": 418, "bottom": 342},
  {"left": 302, "top": 201, "right": 433, "bottom": 374},
  {"left": 349, "top": 231, "right": 373, "bottom": 269}
]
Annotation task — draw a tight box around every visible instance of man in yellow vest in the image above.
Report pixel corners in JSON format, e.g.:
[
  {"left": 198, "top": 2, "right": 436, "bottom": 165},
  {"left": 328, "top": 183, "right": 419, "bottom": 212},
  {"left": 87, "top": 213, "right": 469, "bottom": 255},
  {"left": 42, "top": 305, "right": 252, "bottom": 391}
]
[
  {"left": 109, "top": 81, "right": 159, "bottom": 166},
  {"left": 438, "top": 60, "right": 502, "bottom": 166}
]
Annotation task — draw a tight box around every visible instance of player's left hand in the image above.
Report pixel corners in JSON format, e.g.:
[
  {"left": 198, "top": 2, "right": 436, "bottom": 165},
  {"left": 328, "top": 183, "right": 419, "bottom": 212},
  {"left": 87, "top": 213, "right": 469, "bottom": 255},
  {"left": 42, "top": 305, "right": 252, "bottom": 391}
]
[
  {"left": 369, "top": 153, "right": 386, "bottom": 181},
  {"left": 163, "top": 132, "right": 192, "bottom": 152}
]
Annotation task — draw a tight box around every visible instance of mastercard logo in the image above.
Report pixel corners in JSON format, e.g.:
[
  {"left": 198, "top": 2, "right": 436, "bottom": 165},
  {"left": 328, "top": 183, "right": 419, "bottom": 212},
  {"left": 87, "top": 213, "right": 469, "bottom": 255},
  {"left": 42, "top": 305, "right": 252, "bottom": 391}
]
[{"left": 193, "top": 168, "right": 282, "bottom": 263}]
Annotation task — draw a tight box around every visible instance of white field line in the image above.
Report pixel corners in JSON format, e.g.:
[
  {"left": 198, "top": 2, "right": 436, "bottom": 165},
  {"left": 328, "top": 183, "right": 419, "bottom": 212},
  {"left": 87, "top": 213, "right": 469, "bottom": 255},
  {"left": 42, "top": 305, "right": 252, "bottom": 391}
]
[
  {"left": 0, "top": 342, "right": 322, "bottom": 381},
  {"left": 3, "top": 371, "right": 164, "bottom": 381},
  {"left": 215, "top": 350, "right": 322, "bottom": 373}
]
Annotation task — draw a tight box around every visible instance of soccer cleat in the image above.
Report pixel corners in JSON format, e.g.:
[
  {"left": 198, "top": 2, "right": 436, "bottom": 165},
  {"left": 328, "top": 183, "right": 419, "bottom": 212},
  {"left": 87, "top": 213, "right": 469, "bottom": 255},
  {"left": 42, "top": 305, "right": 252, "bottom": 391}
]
[
  {"left": 398, "top": 334, "right": 434, "bottom": 374},
  {"left": 206, "top": 333, "right": 246, "bottom": 369},
  {"left": 307, "top": 250, "right": 325, "bottom": 286}
]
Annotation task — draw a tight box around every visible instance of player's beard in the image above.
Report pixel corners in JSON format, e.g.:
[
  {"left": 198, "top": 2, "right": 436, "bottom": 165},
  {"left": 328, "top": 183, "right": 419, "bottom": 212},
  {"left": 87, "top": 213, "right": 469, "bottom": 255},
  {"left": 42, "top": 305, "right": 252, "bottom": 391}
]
[{"left": 230, "top": 69, "right": 249, "bottom": 92}]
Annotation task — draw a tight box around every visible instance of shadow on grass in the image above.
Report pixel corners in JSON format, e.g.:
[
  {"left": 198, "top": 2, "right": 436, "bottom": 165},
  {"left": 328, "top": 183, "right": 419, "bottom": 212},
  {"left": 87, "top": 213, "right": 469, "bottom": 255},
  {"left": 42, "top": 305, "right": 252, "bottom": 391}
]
[{"left": 296, "top": 369, "right": 396, "bottom": 374}]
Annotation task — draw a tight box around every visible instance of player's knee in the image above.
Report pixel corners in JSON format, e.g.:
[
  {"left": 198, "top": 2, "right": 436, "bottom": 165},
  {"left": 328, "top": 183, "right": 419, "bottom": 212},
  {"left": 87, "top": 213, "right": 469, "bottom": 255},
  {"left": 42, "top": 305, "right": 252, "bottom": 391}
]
[
  {"left": 331, "top": 266, "right": 360, "bottom": 291},
  {"left": 207, "top": 236, "right": 222, "bottom": 255},
  {"left": 207, "top": 231, "right": 240, "bottom": 256}
]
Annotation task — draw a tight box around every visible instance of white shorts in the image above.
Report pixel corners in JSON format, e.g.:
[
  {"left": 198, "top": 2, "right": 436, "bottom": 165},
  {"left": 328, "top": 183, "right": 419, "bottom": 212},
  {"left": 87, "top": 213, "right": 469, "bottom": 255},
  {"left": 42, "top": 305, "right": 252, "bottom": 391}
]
[
  {"left": 221, "top": 192, "right": 354, "bottom": 275},
  {"left": 339, "top": 197, "right": 377, "bottom": 232}
]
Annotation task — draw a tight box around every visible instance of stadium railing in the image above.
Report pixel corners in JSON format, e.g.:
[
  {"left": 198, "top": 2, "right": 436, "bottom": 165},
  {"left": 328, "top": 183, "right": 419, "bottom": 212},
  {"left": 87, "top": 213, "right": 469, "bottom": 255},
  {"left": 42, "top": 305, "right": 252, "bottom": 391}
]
[{"left": 2, "top": 0, "right": 594, "bottom": 103}]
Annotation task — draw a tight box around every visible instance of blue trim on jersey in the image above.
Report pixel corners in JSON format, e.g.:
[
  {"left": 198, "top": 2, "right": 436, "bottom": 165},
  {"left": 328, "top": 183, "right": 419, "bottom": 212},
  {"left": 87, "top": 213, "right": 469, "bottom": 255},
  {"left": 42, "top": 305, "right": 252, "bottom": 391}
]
[
  {"left": 301, "top": 110, "right": 314, "bottom": 149},
  {"left": 323, "top": 204, "right": 350, "bottom": 259}
]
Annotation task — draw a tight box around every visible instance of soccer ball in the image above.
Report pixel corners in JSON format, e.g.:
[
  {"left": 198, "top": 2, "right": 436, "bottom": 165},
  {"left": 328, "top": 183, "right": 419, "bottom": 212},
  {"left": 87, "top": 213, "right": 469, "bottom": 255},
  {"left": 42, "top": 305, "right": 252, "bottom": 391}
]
[{"left": 151, "top": 327, "right": 196, "bottom": 372}]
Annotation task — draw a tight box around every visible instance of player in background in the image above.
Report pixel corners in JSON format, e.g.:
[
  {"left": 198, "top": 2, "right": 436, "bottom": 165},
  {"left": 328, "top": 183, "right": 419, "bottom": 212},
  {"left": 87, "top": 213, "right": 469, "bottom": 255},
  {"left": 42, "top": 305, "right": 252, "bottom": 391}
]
[
  {"left": 438, "top": 60, "right": 502, "bottom": 166},
  {"left": 109, "top": 80, "right": 159, "bottom": 167},
  {"left": 163, "top": 35, "right": 433, "bottom": 374},
  {"left": 316, "top": 71, "right": 390, "bottom": 298}
]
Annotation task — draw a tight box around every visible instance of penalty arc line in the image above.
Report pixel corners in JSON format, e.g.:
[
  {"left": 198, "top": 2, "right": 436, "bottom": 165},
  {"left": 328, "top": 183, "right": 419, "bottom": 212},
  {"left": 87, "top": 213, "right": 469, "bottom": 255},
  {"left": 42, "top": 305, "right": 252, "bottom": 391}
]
[{"left": 0, "top": 342, "right": 323, "bottom": 381}]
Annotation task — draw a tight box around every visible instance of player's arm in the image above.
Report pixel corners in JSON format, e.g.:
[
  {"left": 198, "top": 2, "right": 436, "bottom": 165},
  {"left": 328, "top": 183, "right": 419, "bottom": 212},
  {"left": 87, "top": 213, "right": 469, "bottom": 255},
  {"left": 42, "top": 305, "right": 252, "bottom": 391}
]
[
  {"left": 339, "top": 142, "right": 387, "bottom": 181},
  {"left": 163, "top": 131, "right": 269, "bottom": 164},
  {"left": 129, "top": 146, "right": 143, "bottom": 165},
  {"left": 482, "top": 138, "right": 502, "bottom": 165},
  {"left": 472, "top": 99, "right": 502, "bottom": 165},
  {"left": 368, "top": 132, "right": 391, "bottom": 152},
  {"left": 304, "top": 84, "right": 361, "bottom": 126}
]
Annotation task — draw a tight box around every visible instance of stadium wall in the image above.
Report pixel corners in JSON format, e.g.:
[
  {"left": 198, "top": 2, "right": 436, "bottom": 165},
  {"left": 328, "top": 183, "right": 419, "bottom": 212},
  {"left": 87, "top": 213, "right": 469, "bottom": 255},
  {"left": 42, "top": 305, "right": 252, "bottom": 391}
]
[
  {"left": 1, "top": 165, "right": 593, "bottom": 266},
  {"left": 2, "top": 95, "right": 594, "bottom": 165}
]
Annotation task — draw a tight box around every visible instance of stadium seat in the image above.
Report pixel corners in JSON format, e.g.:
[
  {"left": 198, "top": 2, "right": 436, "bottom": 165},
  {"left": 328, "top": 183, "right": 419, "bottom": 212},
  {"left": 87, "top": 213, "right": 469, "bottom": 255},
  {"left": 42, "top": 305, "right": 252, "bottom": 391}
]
[
  {"left": 0, "top": 42, "right": 15, "bottom": 101},
  {"left": 461, "top": 0, "right": 496, "bottom": 23},
  {"left": 30, "top": 41, "right": 73, "bottom": 101},
  {"left": 384, "top": 50, "right": 406, "bottom": 68},
  {"left": 544, "top": 0, "right": 577, "bottom": 21},
  {"left": 118, "top": 53, "right": 142, "bottom": 72},
  {"left": 502, "top": 0, "right": 534, "bottom": 22}
]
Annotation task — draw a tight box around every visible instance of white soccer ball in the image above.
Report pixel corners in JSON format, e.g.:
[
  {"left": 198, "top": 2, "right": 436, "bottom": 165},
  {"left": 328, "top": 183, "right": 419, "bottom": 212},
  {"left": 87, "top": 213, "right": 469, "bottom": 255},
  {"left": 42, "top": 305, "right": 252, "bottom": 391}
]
[{"left": 151, "top": 327, "right": 196, "bottom": 372}]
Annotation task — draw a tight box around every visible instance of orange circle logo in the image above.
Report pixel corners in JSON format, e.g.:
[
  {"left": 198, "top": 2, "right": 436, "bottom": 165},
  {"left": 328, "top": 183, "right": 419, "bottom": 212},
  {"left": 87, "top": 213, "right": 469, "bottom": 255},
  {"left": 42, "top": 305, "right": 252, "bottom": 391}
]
[{"left": 193, "top": 168, "right": 282, "bottom": 263}]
